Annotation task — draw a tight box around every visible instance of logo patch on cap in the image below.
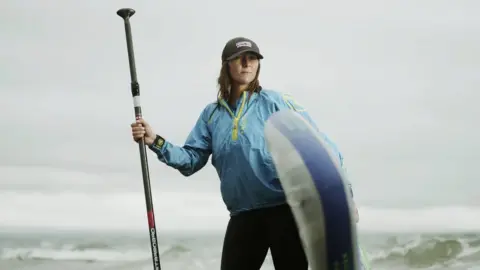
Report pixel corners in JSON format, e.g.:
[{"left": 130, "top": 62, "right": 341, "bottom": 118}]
[{"left": 236, "top": 41, "right": 252, "bottom": 48}]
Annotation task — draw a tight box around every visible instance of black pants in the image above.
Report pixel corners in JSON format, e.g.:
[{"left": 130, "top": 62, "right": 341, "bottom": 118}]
[{"left": 220, "top": 204, "right": 308, "bottom": 270}]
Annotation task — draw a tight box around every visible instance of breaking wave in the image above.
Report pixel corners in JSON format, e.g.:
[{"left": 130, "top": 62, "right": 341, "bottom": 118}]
[
  {"left": 367, "top": 233, "right": 480, "bottom": 269},
  {"left": 0, "top": 240, "right": 190, "bottom": 262}
]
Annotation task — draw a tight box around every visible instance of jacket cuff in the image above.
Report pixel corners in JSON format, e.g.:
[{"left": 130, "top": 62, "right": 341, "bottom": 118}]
[{"left": 148, "top": 135, "right": 166, "bottom": 152}]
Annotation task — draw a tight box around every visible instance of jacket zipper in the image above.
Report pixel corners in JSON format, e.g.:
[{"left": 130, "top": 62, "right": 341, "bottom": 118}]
[{"left": 219, "top": 92, "right": 248, "bottom": 141}]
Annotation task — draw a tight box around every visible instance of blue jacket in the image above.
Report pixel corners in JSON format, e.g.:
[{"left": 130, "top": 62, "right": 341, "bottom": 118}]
[{"left": 149, "top": 89, "right": 349, "bottom": 215}]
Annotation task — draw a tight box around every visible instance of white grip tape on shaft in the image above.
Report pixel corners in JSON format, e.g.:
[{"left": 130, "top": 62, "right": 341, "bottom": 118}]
[{"left": 133, "top": 96, "right": 141, "bottom": 107}]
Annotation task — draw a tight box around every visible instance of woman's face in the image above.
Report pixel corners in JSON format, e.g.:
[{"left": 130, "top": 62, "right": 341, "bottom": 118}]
[{"left": 228, "top": 52, "right": 259, "bottom": 86}]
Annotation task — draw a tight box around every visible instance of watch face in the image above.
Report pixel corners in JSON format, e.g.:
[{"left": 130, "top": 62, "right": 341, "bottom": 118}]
[{"left": 156, "top": 137, "right": 165, "bottom": 147}]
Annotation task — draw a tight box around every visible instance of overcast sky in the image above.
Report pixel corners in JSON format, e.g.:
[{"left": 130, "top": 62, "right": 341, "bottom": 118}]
[{"left": 1, "top": 0, "right": 479, "bottom": 232}]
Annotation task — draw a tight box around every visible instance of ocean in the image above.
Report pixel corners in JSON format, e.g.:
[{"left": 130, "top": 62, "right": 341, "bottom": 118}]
[{"left": 1, "top": 228, "right": 479, "bottom": 270}]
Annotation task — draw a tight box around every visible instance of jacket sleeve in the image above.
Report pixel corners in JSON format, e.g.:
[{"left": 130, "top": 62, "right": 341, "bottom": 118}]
[{"left": 149, "top": 106, "right": 212, "bottom": 177}]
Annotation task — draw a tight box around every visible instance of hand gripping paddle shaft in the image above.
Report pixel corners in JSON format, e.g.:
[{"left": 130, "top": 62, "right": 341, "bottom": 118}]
[{"left": 116, "top": 8, "right": 161, "bottom": 270}]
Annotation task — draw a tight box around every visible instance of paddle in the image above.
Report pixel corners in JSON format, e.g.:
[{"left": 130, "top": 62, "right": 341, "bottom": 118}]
[{"left": 116, "top": 8, "right": 161, "bottom": 270}]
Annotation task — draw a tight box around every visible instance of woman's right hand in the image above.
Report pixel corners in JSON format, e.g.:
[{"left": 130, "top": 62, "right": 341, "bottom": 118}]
[{"left": 131, "top": 118, "right": 156, "bottom": 146}]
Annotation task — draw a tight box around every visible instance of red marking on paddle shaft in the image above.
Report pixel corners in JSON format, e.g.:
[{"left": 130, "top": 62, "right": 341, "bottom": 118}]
[{"left": 147, "top": 211, "right": 155, "bottom": 228}]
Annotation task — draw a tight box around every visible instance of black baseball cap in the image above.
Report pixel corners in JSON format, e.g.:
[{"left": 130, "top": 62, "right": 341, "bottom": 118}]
[{"left": 221, "top": 37, "right": 264, "bottom": 62}]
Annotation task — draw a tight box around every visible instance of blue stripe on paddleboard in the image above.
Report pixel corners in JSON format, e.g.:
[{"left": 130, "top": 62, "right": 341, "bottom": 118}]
[{"left": 269, "top": 112, "right": 356, "bottom": 269}]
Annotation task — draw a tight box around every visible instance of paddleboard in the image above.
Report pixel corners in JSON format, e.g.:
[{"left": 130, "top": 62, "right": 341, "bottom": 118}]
[{"left": 264, "top": 109, "right": 364, "bottom": 270}]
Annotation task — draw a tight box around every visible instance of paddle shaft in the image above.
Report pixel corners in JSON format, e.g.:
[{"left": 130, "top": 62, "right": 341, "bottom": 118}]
[{"left": 116, "top": 8, "right": 161, "bottom": 270}]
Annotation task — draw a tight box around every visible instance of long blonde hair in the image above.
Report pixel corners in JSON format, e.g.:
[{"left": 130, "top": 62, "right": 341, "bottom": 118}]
[{"left": 216, "top": 62, "right": 261, "bottom": 102}]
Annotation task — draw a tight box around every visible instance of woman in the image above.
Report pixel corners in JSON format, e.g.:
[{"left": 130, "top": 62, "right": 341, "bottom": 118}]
[{"left": 131, "top": 37, "right": 356, "bottom": 270}]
